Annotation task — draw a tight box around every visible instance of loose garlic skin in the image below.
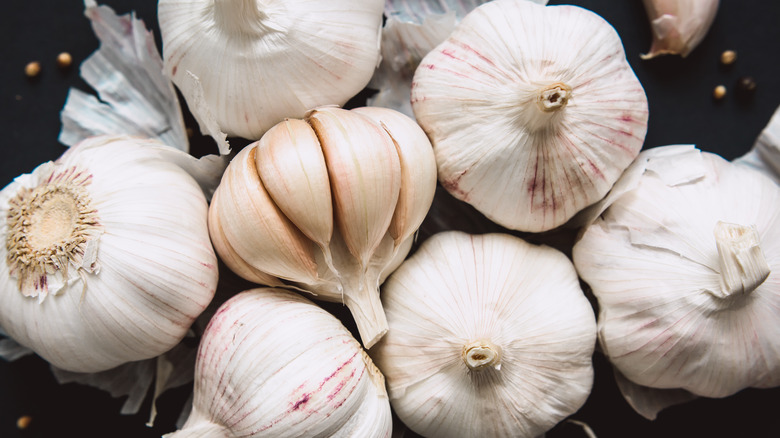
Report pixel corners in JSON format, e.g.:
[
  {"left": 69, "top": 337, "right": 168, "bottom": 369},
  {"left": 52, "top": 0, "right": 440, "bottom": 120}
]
[
  {"left": 167, "top": 288, "right": 391, "bottom": 438},
  {"left": 574, "top": 146, "right": 780, "bottom": 398},
  {"left": 641, "top": 0, "right": 719, "bottom": 59},
  {"left": 208, "top": 106, "right": 437, "bottom": 348},
  {"left": 372, "top": 231, "right": 597, "bottom": 438},
  {"left": 158, "top": 0, "right": 384, "bottom": 140},
  {"left": 411, "top": 0, "right": 648, "bottom": 233},
  {"left": 0, "top": 135, "right": 218, "bottom": 373}
]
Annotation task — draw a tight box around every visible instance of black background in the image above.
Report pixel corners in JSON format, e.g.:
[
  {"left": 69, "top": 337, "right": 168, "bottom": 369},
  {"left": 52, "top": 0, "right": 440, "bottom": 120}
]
[{"left": 1, "top": 1, "right": 779, "bottom": 437}]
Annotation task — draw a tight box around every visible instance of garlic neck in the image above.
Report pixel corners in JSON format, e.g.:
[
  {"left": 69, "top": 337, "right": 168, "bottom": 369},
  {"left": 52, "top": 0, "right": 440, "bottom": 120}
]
[
  {"left": 5, "top": 167, "right": 102, "bottom": 298},
  {"left": 713, "top": 221, "right": 770, "bottom": 299},
  {"left": 213, "top": 0, "right": 273, "bottom": 37},
  {"left": 518, "top": 82, "right": 572, "bottom": 132},
  {"left": 462, "top": 340, "right": 501, "bottom": 371}
]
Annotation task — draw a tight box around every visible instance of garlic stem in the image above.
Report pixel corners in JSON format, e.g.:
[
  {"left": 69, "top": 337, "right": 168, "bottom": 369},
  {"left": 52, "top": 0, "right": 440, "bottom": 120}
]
[
  {"left": 713, "top": 221, "right": 770, "bottom": 298},
  {"left": 462, "top": 340, "right": 501, "bottom": 371},
  {"left": 344, "top": 275, "right": 388, "bottom": 349},
  {"left": 213, "top": 0, "right": 273, "bottom": 36}
]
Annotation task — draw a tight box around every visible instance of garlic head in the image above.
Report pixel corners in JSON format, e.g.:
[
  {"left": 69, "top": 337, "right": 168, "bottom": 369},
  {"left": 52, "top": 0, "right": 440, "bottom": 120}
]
[
  {"left": 641, "top": 0, "right": 719, "bottom": 59},
  {"left": 167, "top": 287, "right": 391, "bottom": 438},
  {"left": 573, "top": 146, "right": 780, "bottom": 398},
  {"left": 208, "top": 106, "right": 437, "bottom": 348},
  {"left": 372, "top": 231, "right": 597, "bottom": 438},
  {"left": 411, "top": 0, "right": 648, "bottom": 232},
  {"left": 0, "top": 135, "right": 218, "bottom": 373},
  {"left": 158, "top": 0, "right": 384, "bottom": 140}
]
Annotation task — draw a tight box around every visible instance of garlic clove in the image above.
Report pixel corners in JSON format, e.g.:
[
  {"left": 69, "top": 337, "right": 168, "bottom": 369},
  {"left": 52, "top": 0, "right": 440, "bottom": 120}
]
[
  {"left": 411, "top": 0, "right": 648, "bottom": 233},
  {"left": 209, "top": 144, "right": 319, "bottom": 283},
  {"left": 255, "top": 119, "right": 335, "bottom": 264},
  {"left": 641, "top": 0, "right": 719, "bottom": 59},
  {"left": 307, "top": 107, "right": 401, "bottom": 269},
  {"left": 207, "top": 188, "right": 285, "bottom": 287},
  {"left": 351, "top": 107, "right": 437, "bottom": 248}
]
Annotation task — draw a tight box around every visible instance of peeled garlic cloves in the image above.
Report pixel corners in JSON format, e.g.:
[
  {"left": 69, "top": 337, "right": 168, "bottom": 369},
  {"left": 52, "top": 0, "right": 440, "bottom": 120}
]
[{"left": 641, "top": 0, "right": 719, "bottom": 59}]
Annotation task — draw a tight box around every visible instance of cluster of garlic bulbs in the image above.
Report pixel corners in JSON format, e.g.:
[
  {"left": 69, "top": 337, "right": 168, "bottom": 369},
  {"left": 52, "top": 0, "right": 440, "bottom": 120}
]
[
  {"left": 208, "top": 106, "right": 437, "bottom": 348},
  {"left": 167, "top": 288, "right": 391, "bottom": 438},
  {"left": 411, "top": 0, "right": 648, "bottom": 233},
  {"left": 574, "top": 146, "right": 780, "bottom": 401},
  {"left": 0, "top": 135, "right": 218, "bottom": 373}
]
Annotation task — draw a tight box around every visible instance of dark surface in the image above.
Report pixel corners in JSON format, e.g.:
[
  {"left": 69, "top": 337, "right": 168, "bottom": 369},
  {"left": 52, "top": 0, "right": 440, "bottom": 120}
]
[{"left": 2, "top": 1, "right": 780, "bottom": 437}]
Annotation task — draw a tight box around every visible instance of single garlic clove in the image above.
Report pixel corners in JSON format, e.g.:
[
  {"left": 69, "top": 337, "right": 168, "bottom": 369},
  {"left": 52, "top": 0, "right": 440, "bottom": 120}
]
[
  {"left": 307, "top": 107, "right": 402, "bottom": 269},
  {"left": 641, "top": 0, "right": 719, "bottom": 59},
  {"left": 352, "top": 107, "right": 437, "bottom": 248},
  {"left": 255, "top": 119, "right": 334, "bottom": 261},
  {"left": 207, "top": 188, "right": 285, "bottom": 287},
  {"left": 411, "top": 0, "right": 648, "bottom": 233},
  {"left": 209, "top": 144, "right": 319, "bottom": 283}
]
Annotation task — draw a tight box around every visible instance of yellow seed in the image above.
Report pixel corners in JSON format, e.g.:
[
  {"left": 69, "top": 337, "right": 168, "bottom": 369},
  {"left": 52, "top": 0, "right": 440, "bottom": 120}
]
[
  {"left": 56, "top": 52, "right": 73, "bottom": 69},
  {"left": 713, "top": 85, "right": 727, "bottom": 100},
  {"left": 16, "top": 415, "right": 32, "bottom": 430},
  {"left": 24, "top": 61, "right": 41, "bottom": 78},
  {"left": 720, "top": 50, "right": 737, "bottom": 65}
]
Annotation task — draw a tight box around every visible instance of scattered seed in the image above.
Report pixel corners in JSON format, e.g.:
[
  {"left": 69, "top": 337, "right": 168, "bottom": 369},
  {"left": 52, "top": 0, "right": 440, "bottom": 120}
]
[
  {"left": 720, "top": 50, "right": 737, "bottom": 66},
  {"left": 16, "top": 415, "right": 32, "bottom": 430},
  {"left": 713, "top": 85, "right": 726, "bottom": 100},
  {"left": 56, "top": 52, "right": 73, "bottom": 69},
  {"left": 24, "top": 61, "right": 41, "bottom": 78},
  {"left": 736, "top": 76, "right": 757, "bottom": 95}
]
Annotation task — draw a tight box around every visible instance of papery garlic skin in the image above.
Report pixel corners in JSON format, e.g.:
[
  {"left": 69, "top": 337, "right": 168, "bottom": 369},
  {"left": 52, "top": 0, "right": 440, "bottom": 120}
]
[
  {"left": 0, "top": 135, "right": 218, "bottom": 373},
  {"left": 167, "top": 288, "right": 391, "bottom": 438},
  {"left": 641, "top": 0, "right": 719, "bottom": 59},
  {"left": 158, "top": 0, "right": 384, "bottom": 140},
  {"left": 411, "top": 0, "right": 648, "bottom": 233},
  {"left": 208, "top": 106, "right": 436, "bottom": 348},
  {"left": 574, "top": 146, "right": 780, "bottom": 398},
  {"left": 373, "top": 231, "right": 597, "bottom": 438}
]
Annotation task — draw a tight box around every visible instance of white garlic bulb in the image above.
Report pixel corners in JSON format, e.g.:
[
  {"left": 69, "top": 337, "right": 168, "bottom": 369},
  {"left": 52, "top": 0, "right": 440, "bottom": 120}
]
[
  {"left": 0, "top": 135, "right": 218, "bottom": 373},
  {"left": 158, "top": 0, "right": 384, "bottom": 140},
  {"left": 573, "top": 145, "right": 780, "bottom": 399},
  {"left": 411, "top": 0, "right": 648, "bottom": 233},
  {"left": 208, "top": 106, "right": 437, "bottom": 348},
  {"left": 372, "top": 231, "right": 597, "bottom": 438},
  {"left": 641, "top": 0, "right": 719, "bottom": 59},
  {"left": 167, "top": 287, "right": 391, "bottom": 438}
]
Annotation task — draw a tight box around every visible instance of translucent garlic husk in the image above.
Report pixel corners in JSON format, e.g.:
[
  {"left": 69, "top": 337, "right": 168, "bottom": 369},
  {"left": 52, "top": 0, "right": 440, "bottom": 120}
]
[
  {"left": 0, "top": 135, "right": 218, "bottom": 373},
  {"left": 158, "top": 0, "right": 384, "bottom": 141},
  {"left": 372, "top": 231, "right": 597, "bottom": 438},
  {"left": 208, "top": 106, "right": 437, "bottom": 348},
  {"left": 641, "top": 0, "right": 719, "bottom": 59},
  {"left": 573, "top": 146, "right": 780, "bottom": 399},
  {"left": 166, "top": 287, "right": 391, "bottom": 438},
  {"left": 411, "top": 0, "right": 648, "bottom": 233}
]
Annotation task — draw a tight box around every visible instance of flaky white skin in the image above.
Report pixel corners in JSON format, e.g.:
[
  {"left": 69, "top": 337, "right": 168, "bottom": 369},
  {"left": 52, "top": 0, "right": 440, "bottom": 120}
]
[
  {"left": 411, "top": 0, "right": 648, "bottom": 232},
  {"left": 0, "top": 136, "right": 218, "bottom": 373},
  {"left": 158, "top": 0, "right": 384, "bottom": 140},
  {"left": 373, "top": 231, "right": 597, "bottom": 438},
  {"left": 574, "top": 148, "right": 780, "bottom": 398},
  {"left": 167, "top": 288, "right": 391, "bottom": 438}
]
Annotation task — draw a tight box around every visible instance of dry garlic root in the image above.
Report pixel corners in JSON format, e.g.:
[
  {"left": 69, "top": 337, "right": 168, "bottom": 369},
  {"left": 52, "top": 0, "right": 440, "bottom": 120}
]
[{"left": 208, "top": 106, "right": 437, "bottom": 348}]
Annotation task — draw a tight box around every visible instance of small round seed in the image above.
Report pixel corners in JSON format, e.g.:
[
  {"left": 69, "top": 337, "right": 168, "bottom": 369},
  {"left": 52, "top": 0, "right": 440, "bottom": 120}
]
[
  {"left": 24, "top": 61, "right": 41, "bottom": 78},
  {"left": 720, "top": 50, "right": 737, "bottom": 66},
  {"left": 713, "top": 85, "right": 727, "bottom": 100},
  {"left": 56, "top": 52, "right": 73, "bottom": 69},
  {"left": 736, "top": 76, "right": 757, "bottom": 94},
  {"left": 16, "top": 415, "right": 32, "bottom": 430}
]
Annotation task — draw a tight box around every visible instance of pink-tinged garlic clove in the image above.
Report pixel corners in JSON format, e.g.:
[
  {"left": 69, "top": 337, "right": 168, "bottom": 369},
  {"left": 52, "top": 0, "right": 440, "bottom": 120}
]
[{"left": 641, "top": 0, "right": 719, "bottom": 59}]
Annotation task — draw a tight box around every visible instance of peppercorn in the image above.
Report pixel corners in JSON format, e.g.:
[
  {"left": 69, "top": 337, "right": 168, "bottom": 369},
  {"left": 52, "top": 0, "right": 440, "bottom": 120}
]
[
  {"left": 713, "top": 85, "right": 726, "bottom": 100},
  {"left": 56, "top": 52, "right": 73, "bottom": 69},
  {"left": 24, "top": 61, "right": 41, "bottom": 78}
]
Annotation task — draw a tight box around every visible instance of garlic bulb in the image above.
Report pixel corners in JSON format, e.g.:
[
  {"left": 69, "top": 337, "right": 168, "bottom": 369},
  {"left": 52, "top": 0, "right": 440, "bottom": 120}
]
[
  {"left": 411, "top": 0, "right": 648, "bottom": 232},
  {"left": 0, "top": 135, "right": 218, "bottom": 373},
  {"left": 167, "top": 287, "right": 391, "bottom": 438},
  {"left": 573, "top": 145, "right": 780, "bottom": 399},
  {"left": 372, "top": 231, "right": 597, "bottom": 438},
  {"left": 641, "top": 0, "right": 719, "bottom": 59},
  {"left": 158, "top": 0, "right": 384, "bottom": 141},
  {"left": 735, "top": 103, "right": 780, "bottom": 184},
  {"left": 208, "top": 106, "right": 437, "bottom": 348}
]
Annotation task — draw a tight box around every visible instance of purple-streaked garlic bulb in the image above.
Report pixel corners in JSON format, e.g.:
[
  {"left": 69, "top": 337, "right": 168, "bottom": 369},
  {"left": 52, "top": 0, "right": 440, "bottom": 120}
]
[
  {"left": 166, "top": 288, "right": 391, "bottom": 438},
  {"left": 411, "top": 0, "right": 648, "bottom": 233}
]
